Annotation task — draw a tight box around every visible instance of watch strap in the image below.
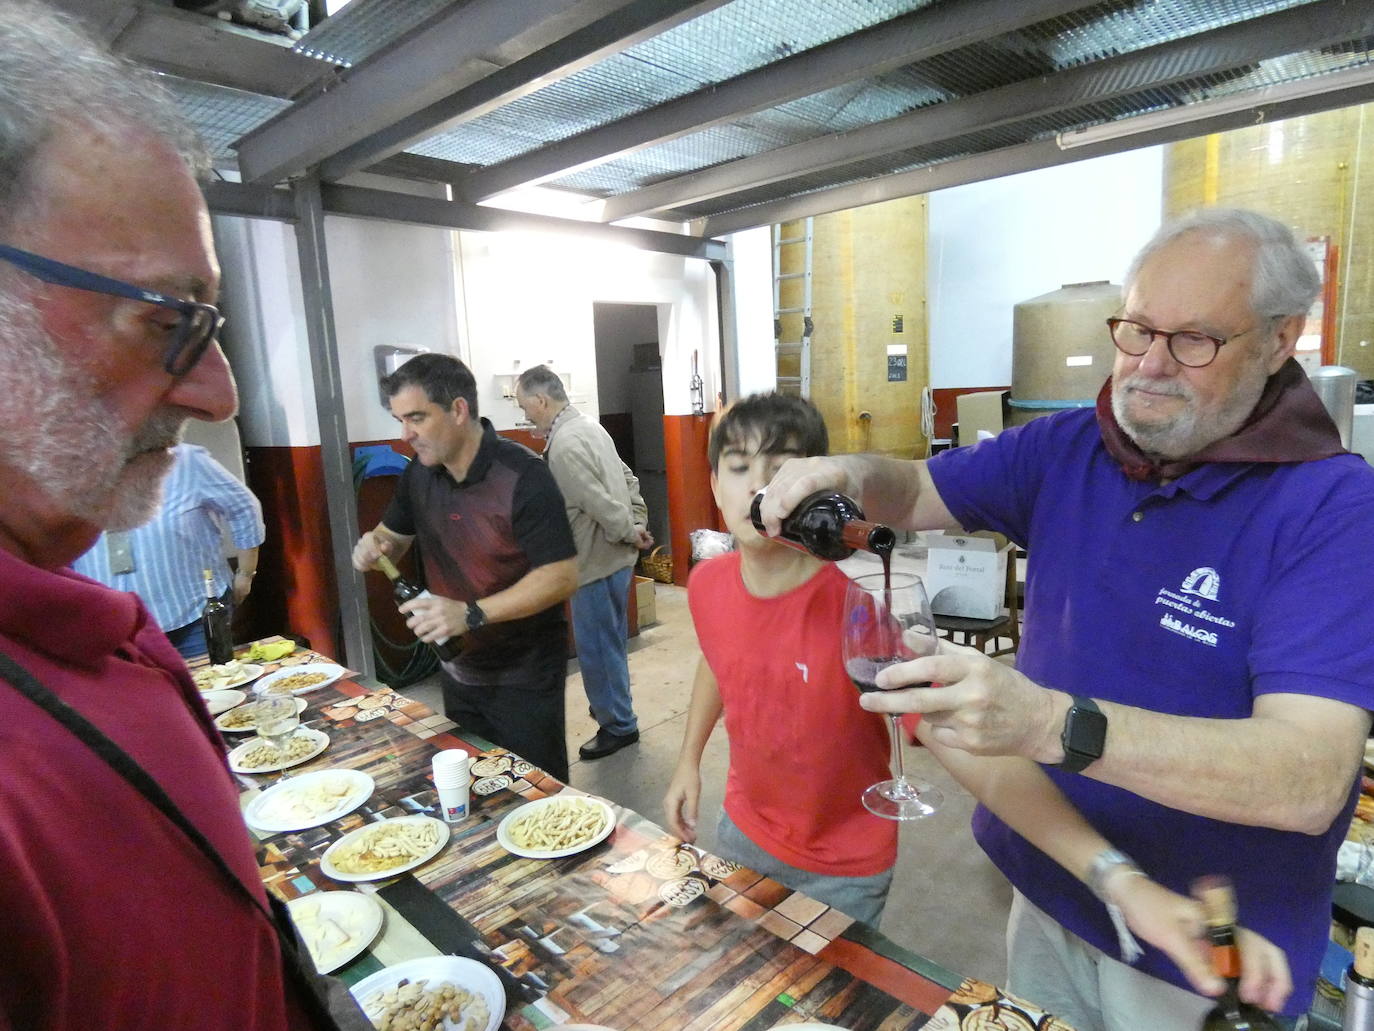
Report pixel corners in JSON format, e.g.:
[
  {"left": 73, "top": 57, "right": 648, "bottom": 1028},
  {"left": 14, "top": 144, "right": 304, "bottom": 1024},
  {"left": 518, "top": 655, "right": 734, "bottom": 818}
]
[{"left": 466, "top": 601, "right": 487, "bottom": 631}]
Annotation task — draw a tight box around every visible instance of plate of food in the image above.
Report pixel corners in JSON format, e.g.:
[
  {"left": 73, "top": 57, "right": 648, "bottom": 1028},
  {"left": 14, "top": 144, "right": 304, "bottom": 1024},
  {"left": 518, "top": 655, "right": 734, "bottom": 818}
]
[
  {"left": 286, "top": 890, "right": 384, "bottom": 974},
  {"left": 351, "top": 955, "right": 503, "bottom": 1031},
  {"left": 321, "top": 815, "right": 449, "bottom": 882},
  {"left": 193, "top": 660, "right": 264, "bottom": 692},
  {"left": 227, "top": 727, "right": 329, "bottom": 774},
  {"left": 215, "top": 695, "right": 307, "bottom": 734},
  {"left": 244, "top": 768, "right": 374, "bottom": 832},
  {"left": 497, "top": 795, "right": 616, "bottom": 860},
  {"left": 254, "top": 663, "right": 346, "bottom": 696},
  {"left": 201, "top": 689, "right": 246, "bottom": 717}
]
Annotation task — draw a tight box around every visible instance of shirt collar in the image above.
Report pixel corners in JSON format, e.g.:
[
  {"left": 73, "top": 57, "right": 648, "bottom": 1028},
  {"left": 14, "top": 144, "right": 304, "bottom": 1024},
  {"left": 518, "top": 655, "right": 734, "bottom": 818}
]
[
  {"left": 543, "top": 404, "right": 577, "bottom": 448},
  {"left": 0, "top": 547, "right": 145, "bottom": 669}
]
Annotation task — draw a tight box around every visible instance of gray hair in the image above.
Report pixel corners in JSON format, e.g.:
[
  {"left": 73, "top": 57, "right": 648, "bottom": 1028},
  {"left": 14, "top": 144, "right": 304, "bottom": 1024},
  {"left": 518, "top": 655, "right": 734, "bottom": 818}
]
[
  {"left": 515, "top": 364, "right": 569, "bottom": 404},
  {"left": 1124, "top": 207, "right": 1320, "bottom": 320},
  {"left": 0, "top": 0, "right": 208, "bottom": 236}
]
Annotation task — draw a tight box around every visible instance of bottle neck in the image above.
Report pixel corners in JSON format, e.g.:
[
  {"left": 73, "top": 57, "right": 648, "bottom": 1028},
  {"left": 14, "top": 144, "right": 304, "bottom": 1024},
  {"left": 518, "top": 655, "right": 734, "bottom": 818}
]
[{"left": 840, "top": 519, "right": 896, "bottom": 554}]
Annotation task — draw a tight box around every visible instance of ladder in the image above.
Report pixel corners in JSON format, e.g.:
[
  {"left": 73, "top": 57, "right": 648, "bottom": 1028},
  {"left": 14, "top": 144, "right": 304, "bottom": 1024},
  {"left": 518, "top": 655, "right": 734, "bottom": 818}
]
[{"left": 772, "top": 218, "right": 813, "bottom": 398}]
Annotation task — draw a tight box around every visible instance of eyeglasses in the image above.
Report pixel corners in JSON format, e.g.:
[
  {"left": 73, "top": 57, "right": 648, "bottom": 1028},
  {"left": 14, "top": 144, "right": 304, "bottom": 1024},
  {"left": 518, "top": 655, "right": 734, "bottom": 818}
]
[
  {"left": 1105, "top": 317, "right": 1260, "bottom": 369},
  {"left": 0, "top": 243, "right": 224, "bottom": 376}
]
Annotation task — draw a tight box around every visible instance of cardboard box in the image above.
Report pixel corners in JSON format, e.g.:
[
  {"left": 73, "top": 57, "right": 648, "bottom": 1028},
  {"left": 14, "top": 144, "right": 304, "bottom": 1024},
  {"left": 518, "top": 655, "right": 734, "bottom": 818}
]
[
  {"left": 634, "top": 575, "right": 657, "bottom": 628},
  {"left": 925, "top": 535, "right": 1003, "bottom": 619},
  {"left": 956, "top": 390, "right": 1007, "bottom": 444}
]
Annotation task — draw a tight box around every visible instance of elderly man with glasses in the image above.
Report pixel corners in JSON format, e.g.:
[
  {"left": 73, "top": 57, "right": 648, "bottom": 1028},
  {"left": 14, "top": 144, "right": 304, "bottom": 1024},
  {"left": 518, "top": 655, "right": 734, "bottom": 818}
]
[
  {"left": 0, "top": 3, "right": 363, "bottom": 1029},
  {"left": 757, "top": 208, "right": 1374, "bottom": 1030}
]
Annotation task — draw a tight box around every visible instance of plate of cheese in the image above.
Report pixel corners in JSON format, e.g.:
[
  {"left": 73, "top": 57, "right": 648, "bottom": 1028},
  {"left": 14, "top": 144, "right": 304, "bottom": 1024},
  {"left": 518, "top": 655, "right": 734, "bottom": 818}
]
[
  {"left": 244, "top": 768, "right": 374, "bottom": 832},
  {"left": 286, "top": 890, "right": 384, "bottom": 974}
]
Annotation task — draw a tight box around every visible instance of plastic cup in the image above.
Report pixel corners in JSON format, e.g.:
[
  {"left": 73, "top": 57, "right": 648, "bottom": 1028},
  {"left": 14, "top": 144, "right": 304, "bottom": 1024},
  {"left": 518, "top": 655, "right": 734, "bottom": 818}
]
[{"left": 432, "top": 750, "right": 470, "bottom": 822}]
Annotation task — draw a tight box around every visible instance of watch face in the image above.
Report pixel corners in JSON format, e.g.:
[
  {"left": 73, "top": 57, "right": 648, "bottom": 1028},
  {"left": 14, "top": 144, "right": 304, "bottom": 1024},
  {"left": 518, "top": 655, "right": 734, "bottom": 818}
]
[{"left": 1066, "top": 704, "right": 1107, "bottom": 758}]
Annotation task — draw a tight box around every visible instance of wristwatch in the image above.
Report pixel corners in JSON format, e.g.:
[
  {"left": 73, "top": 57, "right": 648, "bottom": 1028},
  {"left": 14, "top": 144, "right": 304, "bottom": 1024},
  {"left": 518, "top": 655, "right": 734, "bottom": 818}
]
[
  {"left": 465, "top": 601, "right": 488, "bottom": 633},
  {"left": 1058, "top": 695, "right": 1107, "bottom": 773}
]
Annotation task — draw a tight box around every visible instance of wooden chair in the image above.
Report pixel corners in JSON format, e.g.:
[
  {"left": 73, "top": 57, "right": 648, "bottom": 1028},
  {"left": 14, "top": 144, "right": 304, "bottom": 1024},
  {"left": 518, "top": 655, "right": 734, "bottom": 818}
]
[{"left": 933, "top": 538, "right": 1021, "bottom": 657}]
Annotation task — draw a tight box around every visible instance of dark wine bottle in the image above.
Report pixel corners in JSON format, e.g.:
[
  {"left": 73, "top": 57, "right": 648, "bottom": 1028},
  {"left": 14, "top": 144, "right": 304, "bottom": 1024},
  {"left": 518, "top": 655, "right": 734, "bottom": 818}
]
[
  {"left": 201, "top": 567, "right": 234, "bottom": 665},
  {"left": 1344, "top": 925, "right": 1374, "bottom": 1030},
  {"left": 1197, "top": 876, "right": 1282, "bottom": 1030},
  {"left": 749, "top": 489, "right": 896, "bottom": 561},
  {"left": 374, "top": 554, "right": 463, "bottom": 663}
]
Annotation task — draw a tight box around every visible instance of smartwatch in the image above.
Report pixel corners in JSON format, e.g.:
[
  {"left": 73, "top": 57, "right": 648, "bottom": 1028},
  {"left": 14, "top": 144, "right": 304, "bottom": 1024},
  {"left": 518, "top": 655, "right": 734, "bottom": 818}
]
[
  {"left": 465, "top": 601, "right": 488, "bottom": 633},
  {"left": 1058, "top": 695, "right": 1107, "bottom": 773}
]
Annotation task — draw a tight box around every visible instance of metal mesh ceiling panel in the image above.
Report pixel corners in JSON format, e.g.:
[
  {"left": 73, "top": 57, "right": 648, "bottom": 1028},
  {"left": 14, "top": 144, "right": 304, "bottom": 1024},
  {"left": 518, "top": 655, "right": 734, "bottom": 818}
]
[
  {"left": 161, "top": 77, "right": 290, "bottom": 167},
  {"left": 409, "top": 0, "right": 935, "bottom": 167},
  {"left": 292, "top": 0, "right": 454, "bottom": 66},
  {"left": 683, "top": 43, "right": 1374, "bottom": 221}
]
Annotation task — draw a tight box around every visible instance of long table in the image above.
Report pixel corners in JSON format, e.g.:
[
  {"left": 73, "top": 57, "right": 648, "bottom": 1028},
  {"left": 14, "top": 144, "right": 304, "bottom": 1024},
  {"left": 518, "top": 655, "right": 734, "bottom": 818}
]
[{"left": 214, "top": 642, "right": 1075, "bottom": 1031}]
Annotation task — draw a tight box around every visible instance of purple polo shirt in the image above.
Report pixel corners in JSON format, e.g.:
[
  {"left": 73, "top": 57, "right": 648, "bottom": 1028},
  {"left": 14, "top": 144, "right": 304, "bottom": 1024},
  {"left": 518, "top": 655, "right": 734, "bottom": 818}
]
[{"left": 928, "top": 408, "right": 1374, "bottom": 1016}]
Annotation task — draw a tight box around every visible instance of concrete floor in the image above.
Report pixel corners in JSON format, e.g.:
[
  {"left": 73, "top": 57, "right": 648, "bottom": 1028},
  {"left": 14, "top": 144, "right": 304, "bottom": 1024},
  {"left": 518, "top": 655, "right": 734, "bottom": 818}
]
[{"left": 405, "top": 582, "right": 1013, "bottom": 989}]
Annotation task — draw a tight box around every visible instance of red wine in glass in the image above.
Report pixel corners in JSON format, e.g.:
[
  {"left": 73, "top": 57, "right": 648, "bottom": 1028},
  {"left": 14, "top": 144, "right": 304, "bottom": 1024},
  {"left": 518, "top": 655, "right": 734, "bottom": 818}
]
[{"left": 842, "top": 571, "right": 943, "bottom": 820}]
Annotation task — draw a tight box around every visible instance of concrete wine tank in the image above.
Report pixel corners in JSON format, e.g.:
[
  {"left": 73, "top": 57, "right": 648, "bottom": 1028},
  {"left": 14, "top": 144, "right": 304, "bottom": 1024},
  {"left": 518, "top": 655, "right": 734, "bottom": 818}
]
[{"left": 1008, "top": 280, "right": 1121, "bottom": 427}]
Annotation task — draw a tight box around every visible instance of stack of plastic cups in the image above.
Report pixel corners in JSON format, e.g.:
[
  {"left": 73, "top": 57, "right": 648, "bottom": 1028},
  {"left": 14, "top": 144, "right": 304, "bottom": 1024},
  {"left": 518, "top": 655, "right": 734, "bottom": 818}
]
[{"left": 432, "top": 749, "right": 470, "bottom": 823}]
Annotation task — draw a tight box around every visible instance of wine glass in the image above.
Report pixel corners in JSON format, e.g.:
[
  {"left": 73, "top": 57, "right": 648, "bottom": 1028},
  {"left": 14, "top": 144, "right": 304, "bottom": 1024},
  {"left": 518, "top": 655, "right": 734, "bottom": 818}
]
[
  {"left": 842, "top": 571, "right": 944, "bottom": 820},
  {"left": 253, "top": 693, "right": 301, "bottom": 775}
]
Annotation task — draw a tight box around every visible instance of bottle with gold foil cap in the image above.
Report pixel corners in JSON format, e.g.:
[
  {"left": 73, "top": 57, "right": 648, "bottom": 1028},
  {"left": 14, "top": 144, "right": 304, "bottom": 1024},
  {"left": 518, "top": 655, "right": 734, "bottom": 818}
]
[{"left": 1343, "top": 925, "right": 1374, "bottom": 1030}]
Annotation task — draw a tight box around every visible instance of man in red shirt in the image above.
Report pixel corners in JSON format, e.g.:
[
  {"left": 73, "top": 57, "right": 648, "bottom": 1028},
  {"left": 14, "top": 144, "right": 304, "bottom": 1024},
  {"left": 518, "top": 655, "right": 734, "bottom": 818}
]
[{"left": 0, "top": 3, "right": 356, "bottom": 1027}]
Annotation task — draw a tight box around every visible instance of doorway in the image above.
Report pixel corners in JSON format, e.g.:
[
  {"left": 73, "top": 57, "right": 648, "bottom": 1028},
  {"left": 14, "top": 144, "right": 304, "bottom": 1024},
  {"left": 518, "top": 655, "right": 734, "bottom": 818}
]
[{"left": 592, "top": 302, "right": 670, "bottom": 550}]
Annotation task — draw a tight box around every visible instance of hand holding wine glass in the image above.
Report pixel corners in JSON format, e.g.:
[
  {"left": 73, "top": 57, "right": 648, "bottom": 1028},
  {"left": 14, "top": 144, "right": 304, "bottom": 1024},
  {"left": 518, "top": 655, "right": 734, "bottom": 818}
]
[{"left": 842, "top": 571, "right": 943, "bottom": 820}]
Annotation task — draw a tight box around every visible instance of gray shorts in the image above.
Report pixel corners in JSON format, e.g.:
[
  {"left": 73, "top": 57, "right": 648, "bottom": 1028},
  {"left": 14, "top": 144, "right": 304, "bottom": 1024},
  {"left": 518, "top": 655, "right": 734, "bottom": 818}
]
[{"left": 715, "top": 809, "right": 893, "bottom": 928}]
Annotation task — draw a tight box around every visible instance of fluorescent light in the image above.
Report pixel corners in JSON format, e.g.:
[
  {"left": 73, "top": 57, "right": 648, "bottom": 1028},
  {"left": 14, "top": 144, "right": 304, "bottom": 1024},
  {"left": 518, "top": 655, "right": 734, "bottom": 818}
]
[{"left": 1056, "top": 62, "right": 1374, "bottom": 150}]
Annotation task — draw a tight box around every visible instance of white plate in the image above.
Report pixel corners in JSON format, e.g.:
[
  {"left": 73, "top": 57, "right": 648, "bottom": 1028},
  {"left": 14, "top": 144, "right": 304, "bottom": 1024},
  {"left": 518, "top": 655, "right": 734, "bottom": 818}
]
[
  {"left": 193, "top": 662, "right": 264, "bottom": 692},
  {"left": 201, "top": 689, "right": 246, "bottom": 716},
  {"left": 496, "top": 796, "right": 616, "bottom": 860},
  {"left": 244, "top": 768, "right": 374, "bottom": 832},
  {"left": 253, "top": 662, "right": 346, "bottom": 696},
  {"left": 286, "top": 891, "right": 384, "bottom": 974},
  {"left": 227, "top": 727, "right": 329, "bottom": 774},
  {"left": 351, "top": 955, "right": 504, "bottom": 1031},
  {"left": 215, "top": 695, "right": 307, "bottom": 734},
  {"left": 320, "top": 815, "right": 450, "bottom": 883}
]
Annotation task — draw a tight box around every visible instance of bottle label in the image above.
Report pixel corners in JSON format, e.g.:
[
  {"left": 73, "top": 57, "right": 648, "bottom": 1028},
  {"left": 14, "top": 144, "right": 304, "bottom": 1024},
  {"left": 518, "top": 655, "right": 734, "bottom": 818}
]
[{"left": 416, "top": 589, "right": 453, "bottom": 647}]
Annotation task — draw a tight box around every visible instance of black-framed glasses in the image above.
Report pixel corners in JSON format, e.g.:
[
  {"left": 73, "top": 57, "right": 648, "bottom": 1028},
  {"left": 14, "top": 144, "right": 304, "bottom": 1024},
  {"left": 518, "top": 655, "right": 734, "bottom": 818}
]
[
  {"left": 0, "top": 243, "right": 224, "bottom": 376},
  {"left": 1106, "top": 317, "right": 1259, "bottom": 369}
]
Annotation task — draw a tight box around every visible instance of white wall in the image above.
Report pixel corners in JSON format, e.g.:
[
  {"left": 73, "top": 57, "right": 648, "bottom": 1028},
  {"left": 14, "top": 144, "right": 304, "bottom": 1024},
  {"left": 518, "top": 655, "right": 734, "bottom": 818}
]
[
  {"left": 729, "top": 225, "right": 780, "bottom": 399},
  {"left": 927, "top": 147, "right": 1165, "bottom": 388},
  {"left": 215, "top": 203, "right": 722, "bottom": 445}
]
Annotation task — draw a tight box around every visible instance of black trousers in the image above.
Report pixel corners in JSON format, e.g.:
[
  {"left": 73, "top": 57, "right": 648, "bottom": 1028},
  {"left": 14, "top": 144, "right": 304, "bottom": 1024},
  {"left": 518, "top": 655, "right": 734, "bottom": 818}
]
[{"left": 440, "top": 659, "right": 569, "bottom": 783}]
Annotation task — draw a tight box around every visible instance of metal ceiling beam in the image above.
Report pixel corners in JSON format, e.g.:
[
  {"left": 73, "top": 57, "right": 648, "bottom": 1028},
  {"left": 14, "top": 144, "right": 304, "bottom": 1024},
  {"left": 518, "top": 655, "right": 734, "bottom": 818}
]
[
  {"left": 235, "top": 0, "right": 627, "bottom": 185},
  {"left": 457, "top": 0, "right": 1104, "bottom": 202},
  {"left": 51, "top": 1, "right": 331, "bottom": 98},
  {"left": 319, "top": 184, "right": 725, "bottom": 261},
  {"left": 697, "top": 71, "right": 1374, "bottom": 237},
  {"left": 608, "top": 0, "right": 1374, "bottom": 221},
  {"left": 204, "top": 180, "right": 297, "bottom": 221},
  {"left": 319, "top": 0, "right": 732, "bottom": 183}
]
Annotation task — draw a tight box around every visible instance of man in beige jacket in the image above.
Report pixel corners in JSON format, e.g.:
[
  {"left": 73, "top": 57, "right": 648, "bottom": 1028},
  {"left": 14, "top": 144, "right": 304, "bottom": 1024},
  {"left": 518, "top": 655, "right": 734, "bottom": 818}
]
[{"left": 516, "top": 366, "right": 652, "bottom": 760}]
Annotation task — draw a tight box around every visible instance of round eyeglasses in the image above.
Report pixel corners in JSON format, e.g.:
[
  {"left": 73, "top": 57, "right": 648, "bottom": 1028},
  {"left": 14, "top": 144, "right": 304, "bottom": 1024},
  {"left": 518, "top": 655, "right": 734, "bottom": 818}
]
[
  {"left": 1105, "top": 317, "right": 1263, "bottom": 369},
  {"left": 0, "top": 243, "right": 223, "bottom": 376}
]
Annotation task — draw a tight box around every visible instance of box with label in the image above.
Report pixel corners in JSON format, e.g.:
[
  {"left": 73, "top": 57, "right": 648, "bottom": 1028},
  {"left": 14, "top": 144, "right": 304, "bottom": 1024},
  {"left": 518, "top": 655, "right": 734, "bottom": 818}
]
[{"left": 925, "top": 535, "right": 1003, "bottom": 619}]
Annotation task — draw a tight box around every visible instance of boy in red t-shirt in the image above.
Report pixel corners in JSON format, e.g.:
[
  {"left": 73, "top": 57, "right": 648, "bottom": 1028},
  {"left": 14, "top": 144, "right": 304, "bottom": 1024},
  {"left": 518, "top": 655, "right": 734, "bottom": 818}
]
[{"left": 663, "top": 393, "right": 897, "bottom": 924}]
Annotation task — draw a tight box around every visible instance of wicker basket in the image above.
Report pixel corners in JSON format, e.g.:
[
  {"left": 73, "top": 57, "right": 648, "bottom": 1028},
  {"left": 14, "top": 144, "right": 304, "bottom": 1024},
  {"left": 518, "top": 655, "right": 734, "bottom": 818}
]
[{"left": 640, "top": 546, "right": 674, "bottom": 584}]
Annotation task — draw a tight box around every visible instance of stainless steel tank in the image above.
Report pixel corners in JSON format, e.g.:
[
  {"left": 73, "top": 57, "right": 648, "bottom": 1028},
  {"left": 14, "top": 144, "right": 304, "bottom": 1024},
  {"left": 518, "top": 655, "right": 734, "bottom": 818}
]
[{"left": 1009, "top": 281, "right": 1121, "bottom": 426}]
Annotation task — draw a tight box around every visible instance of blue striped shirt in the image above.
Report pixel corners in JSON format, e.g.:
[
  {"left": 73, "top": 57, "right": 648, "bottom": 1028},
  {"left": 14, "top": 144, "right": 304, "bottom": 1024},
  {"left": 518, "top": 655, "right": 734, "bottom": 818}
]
[{"left": 71, "top": 444, "right": 265, "bottom": 633}]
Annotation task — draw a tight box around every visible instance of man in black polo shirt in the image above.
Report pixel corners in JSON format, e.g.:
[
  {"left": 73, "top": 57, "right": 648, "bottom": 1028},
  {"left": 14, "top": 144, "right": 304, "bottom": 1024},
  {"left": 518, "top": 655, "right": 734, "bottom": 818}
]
[{"left": 352, "top": 353, "right": 578, "bottom": 780}]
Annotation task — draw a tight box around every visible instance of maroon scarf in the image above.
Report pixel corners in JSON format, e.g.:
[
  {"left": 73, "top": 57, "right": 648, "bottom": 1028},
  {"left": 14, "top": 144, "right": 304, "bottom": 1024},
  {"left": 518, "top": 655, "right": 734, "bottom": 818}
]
[{"left": 1095, "top": 358, "right": 1346, "bottom": 482}]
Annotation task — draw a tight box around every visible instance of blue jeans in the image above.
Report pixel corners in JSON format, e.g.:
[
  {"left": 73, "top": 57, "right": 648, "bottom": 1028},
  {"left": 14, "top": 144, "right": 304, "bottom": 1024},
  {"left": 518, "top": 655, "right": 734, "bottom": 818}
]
[{"left": 571, "top": 566, "right": 637, "bottom": 736}]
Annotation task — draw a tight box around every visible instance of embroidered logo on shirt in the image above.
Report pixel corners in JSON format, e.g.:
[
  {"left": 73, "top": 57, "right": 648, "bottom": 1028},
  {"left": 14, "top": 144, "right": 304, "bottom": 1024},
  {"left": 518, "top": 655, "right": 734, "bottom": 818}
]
[
  {"left": 1180, "top": 566, "right": 1220, "bottom": 601},
  {"left": 794, "top": 661, "right": 809, "bottom": 683},
  {"left": 1152, "top": 567, "right": 1235, "bottom": 648}
]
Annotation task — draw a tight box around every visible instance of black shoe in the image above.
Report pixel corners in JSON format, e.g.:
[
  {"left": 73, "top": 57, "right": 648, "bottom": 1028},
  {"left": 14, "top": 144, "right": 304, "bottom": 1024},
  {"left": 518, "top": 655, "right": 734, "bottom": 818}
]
[{"left": 578, "top": 727, "right": 640, "bottom": 760}]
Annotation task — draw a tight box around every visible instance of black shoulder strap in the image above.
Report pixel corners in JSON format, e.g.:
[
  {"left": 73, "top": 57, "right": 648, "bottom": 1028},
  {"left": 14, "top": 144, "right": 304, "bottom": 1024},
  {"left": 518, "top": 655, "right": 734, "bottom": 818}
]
[{"left": 0, "top": 647, "right": 349, "bottom": 1030}]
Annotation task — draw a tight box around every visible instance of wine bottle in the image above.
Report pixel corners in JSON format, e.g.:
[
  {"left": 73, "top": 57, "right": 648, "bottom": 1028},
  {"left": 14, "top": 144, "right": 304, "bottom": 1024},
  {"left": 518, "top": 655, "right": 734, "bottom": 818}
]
[
  {"left": 749, "top": 489, "right": 896, "bottom": 561},
  {"left": 1197, "top": 876, "right": 1282, "bottom": 1030},
  {"left": 374, "top": 554, "right": 463, "bottom": 662},
  {"left": 201, "top": 567, "right": 234, "bottom": 665},
  {"left": 1344, "top": 925, "right": 1374, "bottom": 1030}
]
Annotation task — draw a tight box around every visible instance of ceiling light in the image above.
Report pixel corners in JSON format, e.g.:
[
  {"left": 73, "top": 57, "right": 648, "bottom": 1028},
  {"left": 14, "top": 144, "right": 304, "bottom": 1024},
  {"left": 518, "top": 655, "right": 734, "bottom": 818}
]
[{"left": 1056, "top": 63, "right": 1374, "bottom": 150}]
